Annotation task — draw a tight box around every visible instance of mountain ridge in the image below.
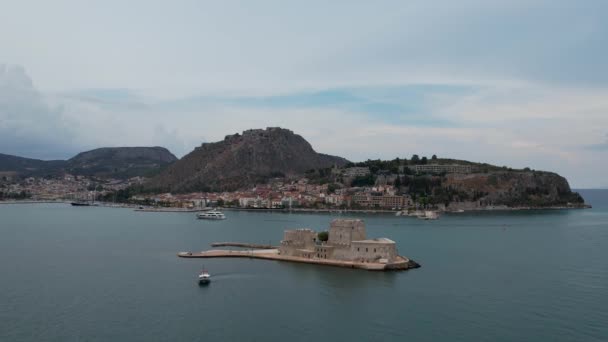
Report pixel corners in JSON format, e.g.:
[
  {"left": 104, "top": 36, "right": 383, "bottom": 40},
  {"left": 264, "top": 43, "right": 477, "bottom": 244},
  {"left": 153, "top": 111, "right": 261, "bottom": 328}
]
[{"left": 0, "top": 147, "right": 177, "bottom": 179}]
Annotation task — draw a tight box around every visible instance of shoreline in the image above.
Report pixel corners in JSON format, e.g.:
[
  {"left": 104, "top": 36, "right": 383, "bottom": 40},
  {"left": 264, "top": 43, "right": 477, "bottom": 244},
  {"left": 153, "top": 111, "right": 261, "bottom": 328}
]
[
  {"left": 221, "top": 205, "right": 591, "bottom": 214},
  {"left": 0, "top": 200, "right": 591, "bottom": 212}
]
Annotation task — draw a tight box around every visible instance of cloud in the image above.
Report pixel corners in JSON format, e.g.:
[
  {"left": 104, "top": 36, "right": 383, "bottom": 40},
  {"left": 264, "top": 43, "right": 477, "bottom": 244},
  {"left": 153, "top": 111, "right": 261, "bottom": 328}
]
[
  {"left": 586, "top": 134, "right": 608, "bottom": 151},
  {"left": 3, "top": 64, "right": 608, "bottom": 188},
  {"left": 1, "top": 1, "right": 607, "bottom": 95},
  {"left": 0, "top": 64, "right": 80, "bottom": 159},
  {"left": 1, "top": 1, "right": 608, "bottom": 187}
]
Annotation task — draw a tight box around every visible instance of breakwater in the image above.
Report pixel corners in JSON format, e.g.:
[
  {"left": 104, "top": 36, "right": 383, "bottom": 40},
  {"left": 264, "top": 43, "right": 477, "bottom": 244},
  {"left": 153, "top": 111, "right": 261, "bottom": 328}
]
[
  {"left": 178, "top": 248, "right": 420, "bottom": 271},
  {"left": 211, "top": 242, "right": 276, "bottom": 249}
]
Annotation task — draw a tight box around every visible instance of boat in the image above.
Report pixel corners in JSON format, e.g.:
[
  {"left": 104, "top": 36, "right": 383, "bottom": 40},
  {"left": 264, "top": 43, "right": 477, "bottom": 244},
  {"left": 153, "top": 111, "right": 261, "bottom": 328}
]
[
  {"left": 71, "top": 201, "right": 91, "bottom": 206},
  {"left": 198, "top": 268, "right": 211, "bottom": 285},
  {"left": 417, "top": 210, "right": 439, "bottom": 220},
  {"left": 71, "top": 188, "right": 98, "bottom": 207},
  {"left": 196, "top": 210, "right": 226, "bottom": 220}
]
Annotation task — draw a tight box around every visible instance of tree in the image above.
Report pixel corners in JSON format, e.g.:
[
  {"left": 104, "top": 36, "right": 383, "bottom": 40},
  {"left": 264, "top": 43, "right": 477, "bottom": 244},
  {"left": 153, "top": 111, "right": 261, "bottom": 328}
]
[
  {"left": 328, "top": 183, "right": 339, "bottom": 194},
  {"left": 317, "top": 231, "right": 329, "bottom": 242},
  {"left": 394, "top": 176, "right": 401, "bottom": 188},
  {"left": 421, "top": 156, "right": 428, "bottom": 165},
  {"left": 431, "top": 154, "right": 437, "bottom": 160},
  {"left": 216, "top": 199, "right": 225, "bottom": 207},
  {"left": 411, "top": 154, "right": 420, "bottom": 164},
  {"left": 351, "top": 174, "right": 375, "bottom": 187}
]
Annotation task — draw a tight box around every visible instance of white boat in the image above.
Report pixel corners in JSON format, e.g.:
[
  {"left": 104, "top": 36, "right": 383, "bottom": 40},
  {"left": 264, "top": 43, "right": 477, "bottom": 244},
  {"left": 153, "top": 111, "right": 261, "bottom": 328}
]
[
  {"left": 198, "top": 268, "right": 211, "bottom": 284},
  {"left": 196, "top": 210, "right": 226, "bottom": 220},
  {"left": 418, "top": 210, "right": 439, "bottom": 220}
]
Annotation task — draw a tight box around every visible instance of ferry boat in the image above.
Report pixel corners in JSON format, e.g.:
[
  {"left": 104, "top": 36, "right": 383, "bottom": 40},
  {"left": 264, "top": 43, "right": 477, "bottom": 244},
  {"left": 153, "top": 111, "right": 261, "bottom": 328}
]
[
  {"left": 196, "top": 210, "right": 226, "bottom": 220},
  {"left": 198, "top": 268, "right": 211, "bottom": 284}
]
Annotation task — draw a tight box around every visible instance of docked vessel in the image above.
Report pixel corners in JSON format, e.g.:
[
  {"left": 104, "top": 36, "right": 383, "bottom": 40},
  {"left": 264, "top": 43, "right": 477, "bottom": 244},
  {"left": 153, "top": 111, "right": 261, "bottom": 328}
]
[
  {"left": 418, "top": 210, "right": 439, "bottom": 220},
  {"left": 196, "top": 210, "right": 226, "bottom": 220},
  {"left": 198, "top": 268, "right": 211, "bottom": 284}
]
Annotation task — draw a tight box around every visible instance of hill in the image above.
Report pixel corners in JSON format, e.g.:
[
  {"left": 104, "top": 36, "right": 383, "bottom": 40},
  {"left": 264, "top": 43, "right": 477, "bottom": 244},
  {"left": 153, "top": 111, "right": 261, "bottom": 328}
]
[
  {"left": 144, "top": 127, "right": 349, "bottom": 192},
  {"left": 321, "top": 157, "right": 586, "bottom": 208},
  {"left": 65, "top": 147, "right": 177, "bottom": 178},
  {"left": 0, "top": 147, "right": 177, "bottom": 179},
  {"left": 0, "top": 153, "right": 64, "bottom": 177}
]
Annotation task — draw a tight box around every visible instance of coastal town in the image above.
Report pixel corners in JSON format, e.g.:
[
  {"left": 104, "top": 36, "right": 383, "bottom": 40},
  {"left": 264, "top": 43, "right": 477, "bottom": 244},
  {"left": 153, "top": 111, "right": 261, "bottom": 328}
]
[
  {"left": 0, "top": 162, "right": 483, "bottom": 212},
  {"left": 0, "top": 157, "right": 587, "bottom": 213},
  {"left": 0, "top": 173, "right": 142, "bottom": 202}
]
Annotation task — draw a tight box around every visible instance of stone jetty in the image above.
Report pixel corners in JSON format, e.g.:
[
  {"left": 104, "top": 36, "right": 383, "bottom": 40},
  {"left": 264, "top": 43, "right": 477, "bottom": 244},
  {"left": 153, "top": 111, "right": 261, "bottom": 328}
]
[{"left": 210, "top": 242, "right": 276, "bottom": 249}]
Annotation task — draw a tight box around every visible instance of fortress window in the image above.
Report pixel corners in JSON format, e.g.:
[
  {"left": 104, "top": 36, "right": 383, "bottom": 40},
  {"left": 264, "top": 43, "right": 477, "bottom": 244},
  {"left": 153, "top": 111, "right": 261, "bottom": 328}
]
[
  {"left": 366, "top": 248, "right": 368, "bottom": 252},
  {"left": 374, "top": 248, "right": 376, "bottom": 253},
  {"left": 357, "top": 248, "right": 360, "bottom": 251}
]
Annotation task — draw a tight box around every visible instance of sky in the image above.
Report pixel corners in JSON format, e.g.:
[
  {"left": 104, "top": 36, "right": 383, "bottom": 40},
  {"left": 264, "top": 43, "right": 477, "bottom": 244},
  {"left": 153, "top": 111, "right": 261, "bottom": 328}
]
[{"left": 0, "top": 0, "right": 607, "bottom": 188}]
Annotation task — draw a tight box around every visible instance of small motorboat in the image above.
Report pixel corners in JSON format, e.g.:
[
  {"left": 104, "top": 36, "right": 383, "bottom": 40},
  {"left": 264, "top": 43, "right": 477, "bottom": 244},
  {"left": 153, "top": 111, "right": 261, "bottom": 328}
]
[{"left": 198, "top": 268, "right": 211, "bottom": 285}]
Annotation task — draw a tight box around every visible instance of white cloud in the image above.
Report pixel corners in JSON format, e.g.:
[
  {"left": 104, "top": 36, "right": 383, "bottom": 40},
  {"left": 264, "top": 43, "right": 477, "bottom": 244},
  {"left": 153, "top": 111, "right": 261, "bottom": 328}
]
[
  {"left": 0, "top": 65, "right": 80, "bottom": 159},
  {"left": 3, "top": 63, "right": 607, "bottom": 187},
  {"left": 1, "top": 1, "right": 608, "bottom": 187},
  {"left": 1, "top": 1, "right": 606, "bottom": 95}
]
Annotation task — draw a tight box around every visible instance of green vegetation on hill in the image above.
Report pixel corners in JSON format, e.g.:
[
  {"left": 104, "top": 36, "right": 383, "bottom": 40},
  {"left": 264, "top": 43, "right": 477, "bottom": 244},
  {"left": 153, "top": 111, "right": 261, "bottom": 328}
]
[{"left": 304, "top": 154, "right": 584, "bottom": 208}]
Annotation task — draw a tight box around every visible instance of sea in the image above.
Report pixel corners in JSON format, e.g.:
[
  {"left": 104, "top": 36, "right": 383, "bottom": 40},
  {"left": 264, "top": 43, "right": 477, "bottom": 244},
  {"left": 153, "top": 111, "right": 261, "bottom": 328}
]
[{"left": 1, "top": 189, "right": 607, "bottom": 341}]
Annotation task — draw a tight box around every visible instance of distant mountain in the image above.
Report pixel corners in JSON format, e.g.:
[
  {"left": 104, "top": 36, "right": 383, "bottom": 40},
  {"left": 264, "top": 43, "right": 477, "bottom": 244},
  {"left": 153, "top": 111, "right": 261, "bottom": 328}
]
[
  {"left": 65, "top": 147, "right": 178, "bottom": 179},
  {"left": 0, "top": 153, "right": 64, "bottom": 177},
  {"left": 0, "top": 147, "right": 177, "bottom": 179},
  {"left": 144, "top": 127, "right": 349, "bottom": 192}
]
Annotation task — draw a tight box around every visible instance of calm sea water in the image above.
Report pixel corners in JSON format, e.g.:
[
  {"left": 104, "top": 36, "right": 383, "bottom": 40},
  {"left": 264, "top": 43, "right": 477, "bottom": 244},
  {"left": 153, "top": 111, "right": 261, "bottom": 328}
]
[{"left": 1, "top": 190, "right": 607, "bottom": 341}]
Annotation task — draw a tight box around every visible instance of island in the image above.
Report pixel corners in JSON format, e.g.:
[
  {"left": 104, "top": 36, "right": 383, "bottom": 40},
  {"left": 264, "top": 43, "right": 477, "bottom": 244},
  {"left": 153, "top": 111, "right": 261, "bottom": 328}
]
[{"left": 178, "top": 218, "right": 420, "bottom": 271}]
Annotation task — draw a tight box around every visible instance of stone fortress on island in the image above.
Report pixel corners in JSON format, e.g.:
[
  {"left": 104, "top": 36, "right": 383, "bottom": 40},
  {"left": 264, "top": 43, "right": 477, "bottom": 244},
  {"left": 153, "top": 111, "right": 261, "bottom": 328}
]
[
  {"left": 179, "top": 218, "right": 419, "bottom": 271},
  {"left": 279, "top": 219, "right": 398, "bottom": 264}
]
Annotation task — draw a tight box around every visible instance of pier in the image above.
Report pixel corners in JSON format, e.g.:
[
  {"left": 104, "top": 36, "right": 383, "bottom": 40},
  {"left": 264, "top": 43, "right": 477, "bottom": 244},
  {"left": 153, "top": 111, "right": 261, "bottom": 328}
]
[
  {"left": 177, "top": 247, "right": 419, "bottom": 271},
  {"left": 211, "top": 242, "right": 276, "bottom": 249}
]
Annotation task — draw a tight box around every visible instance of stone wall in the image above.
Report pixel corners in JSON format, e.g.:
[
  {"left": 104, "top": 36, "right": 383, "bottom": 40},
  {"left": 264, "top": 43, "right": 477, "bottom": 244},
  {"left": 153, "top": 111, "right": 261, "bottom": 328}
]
[
  {"left": 328, "top": 219, "right": 366, "bottom": 246},
  {"left": 279, "top": 228, "right": 316, "bottom": 256},
  {"left": 350, "top": 239, "right": 397, "bottom": 263}
]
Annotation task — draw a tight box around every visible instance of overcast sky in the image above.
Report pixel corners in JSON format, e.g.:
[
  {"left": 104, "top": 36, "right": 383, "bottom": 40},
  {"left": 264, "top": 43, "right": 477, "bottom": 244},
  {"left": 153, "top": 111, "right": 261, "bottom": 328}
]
[{"left": 1, "top": 0, "right": 607, "bottom": 188}]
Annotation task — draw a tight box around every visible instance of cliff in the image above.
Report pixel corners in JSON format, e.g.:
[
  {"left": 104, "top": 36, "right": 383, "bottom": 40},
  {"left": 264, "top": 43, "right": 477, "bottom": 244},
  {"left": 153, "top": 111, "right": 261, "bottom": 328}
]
[
  {"left": 441, "top": 170, "right": 585, "bottom": 208},
  {"left": 335, "top": 158, "right": 586, "bottom": 208},
  {"left": 144, "top": 127, "right": 349, "bottom": 192}
]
